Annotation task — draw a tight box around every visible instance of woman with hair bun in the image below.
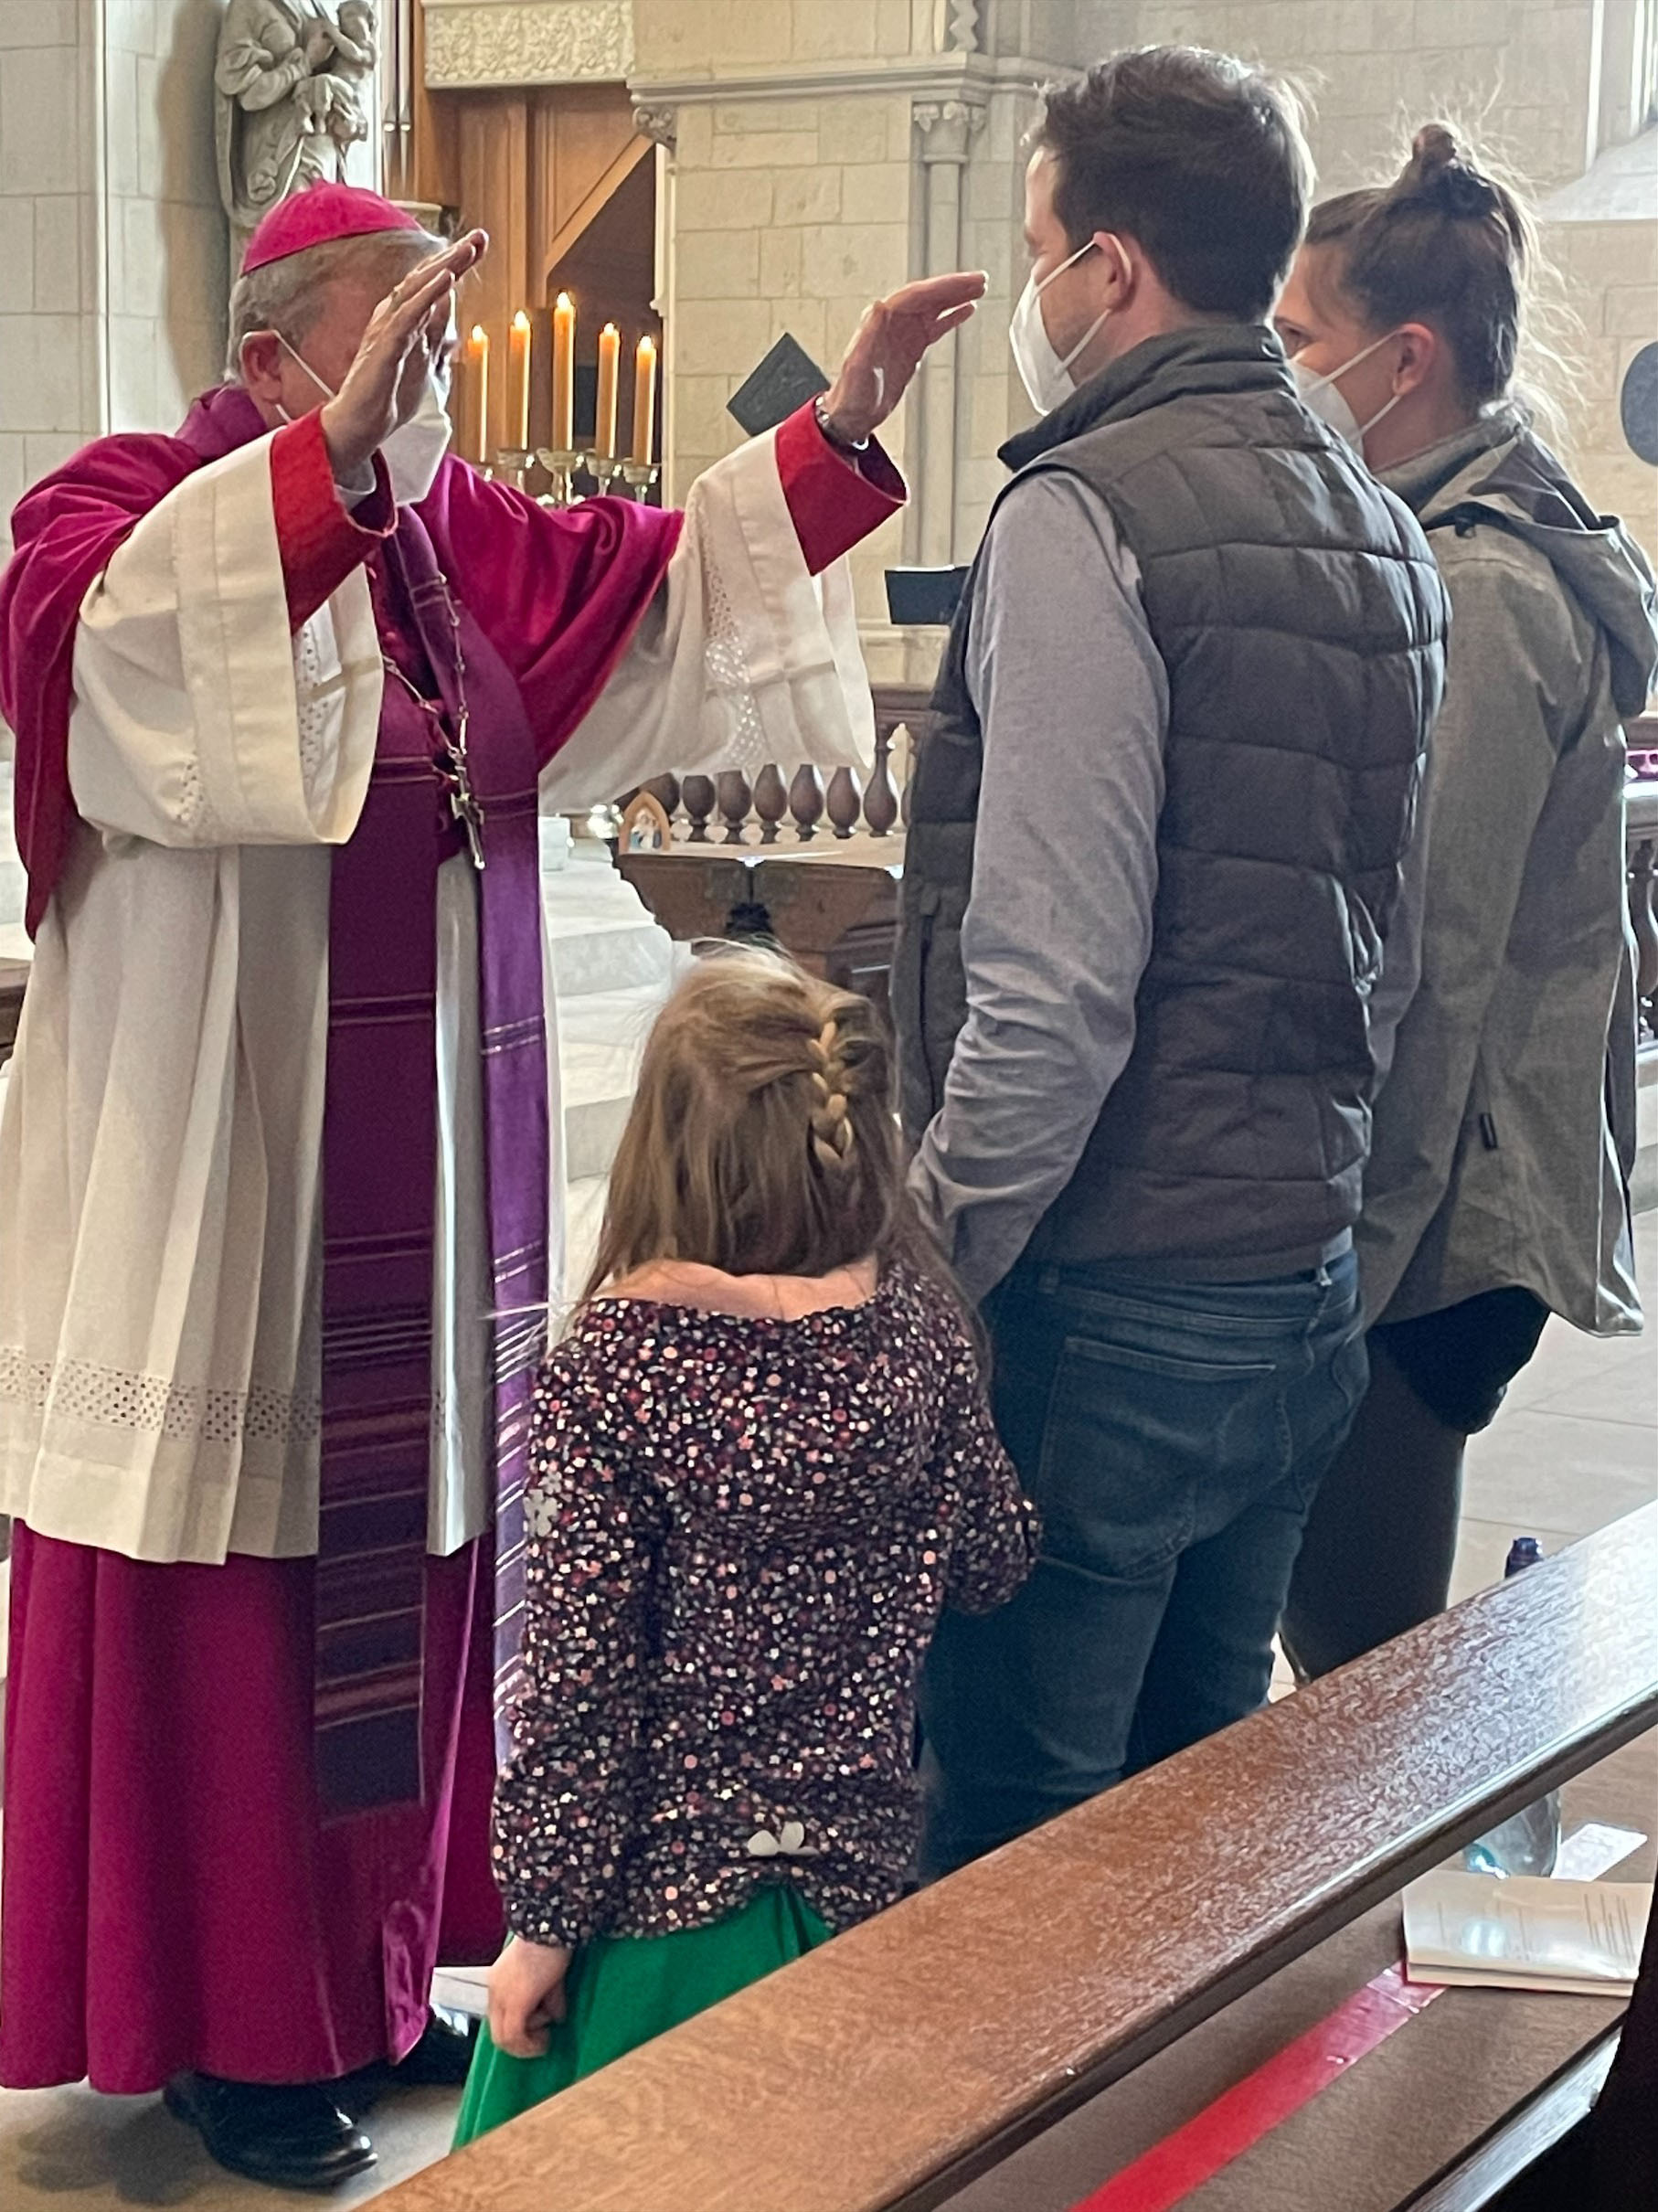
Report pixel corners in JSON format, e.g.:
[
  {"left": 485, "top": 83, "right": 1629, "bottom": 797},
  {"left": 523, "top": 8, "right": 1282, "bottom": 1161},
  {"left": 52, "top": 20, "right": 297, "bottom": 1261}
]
[{"left": 1276, "top": 124, "right": 1658, "bottom": 1675}]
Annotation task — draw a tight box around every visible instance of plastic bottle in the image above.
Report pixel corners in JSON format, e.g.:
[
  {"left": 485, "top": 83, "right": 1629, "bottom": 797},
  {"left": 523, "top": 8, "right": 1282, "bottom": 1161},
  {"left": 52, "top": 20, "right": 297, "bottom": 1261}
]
[{"left": 1462, "top": 1537, "right": 1562, "bottom": 1877}]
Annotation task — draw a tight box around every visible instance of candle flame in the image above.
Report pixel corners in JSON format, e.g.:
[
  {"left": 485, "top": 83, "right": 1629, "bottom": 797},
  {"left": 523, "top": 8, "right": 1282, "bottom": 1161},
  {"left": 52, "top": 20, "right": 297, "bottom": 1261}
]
[
  {"left": 469, "top": 324, "right": 487, "bottom": 346},
  {"left": 602, "top": 321, "right": 619, "bottom": 337},
  {"left": 556, "top": 292, "right": 573, "bottom": 312},
  {"left": 638, "top": 334, "right": 656, "bottom": 356},
  {"left": 512, "top": 309, "right": 531, "bottom": 334}
]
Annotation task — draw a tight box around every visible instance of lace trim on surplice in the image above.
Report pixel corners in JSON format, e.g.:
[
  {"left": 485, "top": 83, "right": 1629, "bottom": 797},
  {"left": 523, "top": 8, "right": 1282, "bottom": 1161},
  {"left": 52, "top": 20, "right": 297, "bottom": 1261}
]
[{"left": 0, "top": 1349, "right": 321, "bottom": 1446}]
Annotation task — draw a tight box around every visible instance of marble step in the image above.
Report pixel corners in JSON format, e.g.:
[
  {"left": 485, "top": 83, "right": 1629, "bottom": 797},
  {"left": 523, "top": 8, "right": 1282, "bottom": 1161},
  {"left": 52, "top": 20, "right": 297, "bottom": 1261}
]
[
  {"left": 541, "top": 825, "right": 678, "bottom": 999},
  {"left": 543, "top": 908, "right": 676, "bottom": 998}
]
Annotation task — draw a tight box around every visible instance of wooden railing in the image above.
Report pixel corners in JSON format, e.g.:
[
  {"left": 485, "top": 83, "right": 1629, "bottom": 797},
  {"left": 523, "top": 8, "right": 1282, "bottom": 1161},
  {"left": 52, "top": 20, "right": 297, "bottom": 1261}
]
[{"left": 378, "top": 1506, "right": 1658, "bottom": 2212}]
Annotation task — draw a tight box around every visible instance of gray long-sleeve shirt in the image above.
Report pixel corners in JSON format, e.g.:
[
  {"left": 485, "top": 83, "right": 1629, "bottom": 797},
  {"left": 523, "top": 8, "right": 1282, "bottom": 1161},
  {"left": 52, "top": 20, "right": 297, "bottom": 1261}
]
[{"left": 909, "top": 473, "right": 1167, "bottom": 1303}]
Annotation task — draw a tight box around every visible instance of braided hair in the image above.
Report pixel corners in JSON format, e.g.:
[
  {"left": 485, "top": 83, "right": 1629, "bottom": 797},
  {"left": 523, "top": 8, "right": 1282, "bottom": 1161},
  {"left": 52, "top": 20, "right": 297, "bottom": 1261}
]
[
  {"left": 807, "top": 1018, "right": 856, "bottom": 1179},
  {"left": 585, "top": 946, "right": 957, "bottom": 1304}
]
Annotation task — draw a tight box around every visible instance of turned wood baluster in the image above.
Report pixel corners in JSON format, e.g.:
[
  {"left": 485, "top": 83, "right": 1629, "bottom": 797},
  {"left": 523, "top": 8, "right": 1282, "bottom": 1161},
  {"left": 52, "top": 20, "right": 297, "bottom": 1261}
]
[
  {"left": 865, "top": 721, "right": 900, "bottom": 836},
  {"left": 682, "top": 774, "right": 716, "bottom": 844},
  {"left": 827, "top": 766, "right": 864, "bottom": 838},
  {"left": 643, "top": 773, "right": 681, "bottom": 835},
  {"left": 717, "top": 770, "right": 753, "bottom": 845},
  {"left": 789, "top": 762, "right": 825, "bottom": 842},
  {"left": 1630, "top": 835, "right": 1658, "bottom": 1045},
  {"left": 754, "top": 763, "right": 788, "bottom": 844}
]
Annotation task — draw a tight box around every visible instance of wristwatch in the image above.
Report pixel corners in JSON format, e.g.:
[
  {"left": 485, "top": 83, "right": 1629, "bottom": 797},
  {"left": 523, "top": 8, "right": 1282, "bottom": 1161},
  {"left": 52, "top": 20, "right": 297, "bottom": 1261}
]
[{"left": 813, "top": 393, "right": 871, "bottom": 454}]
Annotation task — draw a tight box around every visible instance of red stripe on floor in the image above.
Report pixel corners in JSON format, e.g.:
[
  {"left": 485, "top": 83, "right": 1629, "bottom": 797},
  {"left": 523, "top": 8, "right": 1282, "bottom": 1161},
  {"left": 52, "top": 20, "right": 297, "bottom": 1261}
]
[{"left": 1070, "top": 1964, "right": 1444, "bottom": 2212}]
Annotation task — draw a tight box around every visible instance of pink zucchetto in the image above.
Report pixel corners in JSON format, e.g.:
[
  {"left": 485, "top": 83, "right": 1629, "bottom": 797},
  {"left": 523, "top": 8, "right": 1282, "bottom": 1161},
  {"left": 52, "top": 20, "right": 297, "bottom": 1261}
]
[{"left": 241, "top": 183, "right": 425, "bottom": 273}]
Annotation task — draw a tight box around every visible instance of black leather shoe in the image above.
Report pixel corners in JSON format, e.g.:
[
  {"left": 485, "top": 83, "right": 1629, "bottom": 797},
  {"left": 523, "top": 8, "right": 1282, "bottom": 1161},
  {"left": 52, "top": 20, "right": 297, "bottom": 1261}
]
[
  {"left": 388, "top": 2009, "right": 478, "bottom": 2088},
  {"left": 339, "top": 2009, "right": 480, "bottom": 2111},
  {"left": 165, "top": 2073, "right": 377, "bottom": 2191}
]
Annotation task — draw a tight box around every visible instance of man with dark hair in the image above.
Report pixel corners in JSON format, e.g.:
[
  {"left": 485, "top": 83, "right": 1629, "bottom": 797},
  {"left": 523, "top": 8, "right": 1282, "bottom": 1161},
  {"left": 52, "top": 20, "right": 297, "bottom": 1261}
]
[{"left": 896, "top": 47, "right": 1451, "bottom": 1876}]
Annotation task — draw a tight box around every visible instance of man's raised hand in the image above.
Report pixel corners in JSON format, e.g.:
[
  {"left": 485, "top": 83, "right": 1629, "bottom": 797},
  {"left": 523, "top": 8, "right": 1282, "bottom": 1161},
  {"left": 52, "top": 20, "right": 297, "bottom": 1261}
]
[
  {"left": 320, "top": 229, "right": 488, "bottom": 484},
  {"left": 820, "top": 271, "right": 987, "bottom": 449}
]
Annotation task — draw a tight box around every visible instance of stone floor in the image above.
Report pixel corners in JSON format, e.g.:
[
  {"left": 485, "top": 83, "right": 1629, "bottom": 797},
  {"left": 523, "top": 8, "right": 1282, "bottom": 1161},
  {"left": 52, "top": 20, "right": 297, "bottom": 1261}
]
[{"left": 0, "top": 1216, "right": 1653, "bottom": 2209}]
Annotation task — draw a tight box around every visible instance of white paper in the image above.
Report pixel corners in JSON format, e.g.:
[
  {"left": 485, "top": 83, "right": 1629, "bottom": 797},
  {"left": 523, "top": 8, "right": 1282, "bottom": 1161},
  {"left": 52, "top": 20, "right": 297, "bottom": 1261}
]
[
  {"left": 1403, "top": 1870, "right": 1652, "bottom": 1994},
  {"left": 430, "top": 1965, "right": 493, "bottom": 2020},
  {"left": 1554, "top": 1823, "right": 1647, "bottom": 1883}
]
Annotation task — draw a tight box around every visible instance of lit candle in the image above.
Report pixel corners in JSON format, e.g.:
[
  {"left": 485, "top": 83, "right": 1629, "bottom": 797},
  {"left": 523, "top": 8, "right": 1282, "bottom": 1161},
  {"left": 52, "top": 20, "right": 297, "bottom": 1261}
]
[
  {"left": 466, "top": 324, "right": 489, "bottom": 465},
  {"left": 595, "top": 324, "right": 620, "bottom": 459},
  {"left": 632, "top": 333, "right": 657, "bottom": 465},
  {"left": 507, "top": 309, "right": 531, "bottom": 451},
  {"left": 551, "top": 292, "right": 575, "bottom": 453}
]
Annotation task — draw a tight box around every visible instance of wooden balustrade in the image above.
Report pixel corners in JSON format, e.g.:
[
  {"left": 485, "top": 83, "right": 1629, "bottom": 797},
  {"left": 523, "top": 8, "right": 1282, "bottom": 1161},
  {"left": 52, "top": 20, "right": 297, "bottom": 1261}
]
[
  {"left": 620, "top": 686, "right": 934, "bottom": 855},
  {"left": 612, "top": 687, "right": 934, "bottom": 1003},
  {"left": 376, "top": 1507, "right": 1658, "bottom": 2212}
]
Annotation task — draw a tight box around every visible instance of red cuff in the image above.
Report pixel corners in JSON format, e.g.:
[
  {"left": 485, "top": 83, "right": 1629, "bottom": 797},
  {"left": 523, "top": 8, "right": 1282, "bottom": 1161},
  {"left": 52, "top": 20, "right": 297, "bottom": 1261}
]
[
  {"left": 775, "top": 401, "right": 906, "bottom": 576},
  {"left": 271, "top": 413, "right": 397, "bottom": 632}
]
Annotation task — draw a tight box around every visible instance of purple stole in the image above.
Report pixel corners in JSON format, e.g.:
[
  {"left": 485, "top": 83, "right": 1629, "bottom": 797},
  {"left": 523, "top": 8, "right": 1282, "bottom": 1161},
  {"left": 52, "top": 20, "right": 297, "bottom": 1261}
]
[{"left": 314, "top": 509, "right": 549, "bottom": 1816}]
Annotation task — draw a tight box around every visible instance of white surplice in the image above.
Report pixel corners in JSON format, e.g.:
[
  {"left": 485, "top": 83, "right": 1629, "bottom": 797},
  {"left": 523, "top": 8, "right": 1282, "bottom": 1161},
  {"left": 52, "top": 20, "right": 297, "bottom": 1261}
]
[{"left": 0, "top": 427, "right": 874, "bottom": 1568}]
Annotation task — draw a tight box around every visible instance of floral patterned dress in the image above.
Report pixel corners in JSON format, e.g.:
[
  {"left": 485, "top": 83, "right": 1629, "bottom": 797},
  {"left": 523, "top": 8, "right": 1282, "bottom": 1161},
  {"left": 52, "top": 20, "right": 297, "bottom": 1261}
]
[{"left": 456, "top": 1259, "right": 1037, "bottom": 2145}]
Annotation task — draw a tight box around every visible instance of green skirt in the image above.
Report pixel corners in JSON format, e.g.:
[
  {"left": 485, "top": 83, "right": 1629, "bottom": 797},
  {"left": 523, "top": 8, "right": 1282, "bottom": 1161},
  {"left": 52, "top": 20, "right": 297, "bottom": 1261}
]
[{"left": 452, "top": 1884, "right": 832, "bottom": 2148}]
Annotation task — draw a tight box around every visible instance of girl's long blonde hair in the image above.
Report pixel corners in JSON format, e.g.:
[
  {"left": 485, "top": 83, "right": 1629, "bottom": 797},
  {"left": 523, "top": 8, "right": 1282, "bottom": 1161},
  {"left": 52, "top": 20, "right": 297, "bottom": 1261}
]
[{"left": 584, "top": 947, "right": 950, "bottom": 1303}]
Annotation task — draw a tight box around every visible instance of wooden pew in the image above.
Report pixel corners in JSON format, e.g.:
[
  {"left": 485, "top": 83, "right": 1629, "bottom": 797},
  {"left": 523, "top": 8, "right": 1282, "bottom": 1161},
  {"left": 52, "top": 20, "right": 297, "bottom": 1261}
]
[{"left": 378, "top": 1504, "right": 1658, "bottom": 2212}]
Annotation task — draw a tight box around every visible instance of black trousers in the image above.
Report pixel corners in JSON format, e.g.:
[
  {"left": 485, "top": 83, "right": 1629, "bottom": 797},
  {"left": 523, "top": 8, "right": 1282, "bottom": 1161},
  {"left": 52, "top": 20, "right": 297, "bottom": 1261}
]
[{"left": 1281, "top": 1287, "right": 1549, "bottom": 1680}]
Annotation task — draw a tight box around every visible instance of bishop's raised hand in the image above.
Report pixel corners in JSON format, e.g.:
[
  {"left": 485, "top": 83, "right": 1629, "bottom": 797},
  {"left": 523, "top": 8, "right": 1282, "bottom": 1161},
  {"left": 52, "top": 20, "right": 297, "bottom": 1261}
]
[
  {"left": 320, "top": 228, "right": 489, "bottom": 484},
  {"left": 819, "top": 271, "right": 987, "bottom": 450}
]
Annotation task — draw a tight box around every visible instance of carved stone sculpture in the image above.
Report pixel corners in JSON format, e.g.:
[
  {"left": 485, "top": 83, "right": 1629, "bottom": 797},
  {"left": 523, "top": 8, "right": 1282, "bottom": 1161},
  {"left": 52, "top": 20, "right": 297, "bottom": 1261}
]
[{"left": 216, "top": 0, "right": 379, "bottom": 271}]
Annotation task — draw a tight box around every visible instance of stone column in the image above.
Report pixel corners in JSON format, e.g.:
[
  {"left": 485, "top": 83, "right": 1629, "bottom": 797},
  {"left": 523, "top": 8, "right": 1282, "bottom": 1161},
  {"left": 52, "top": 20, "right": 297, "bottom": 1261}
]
[{"left": 911, "top": 97, "right": 983, "bottom": 568}]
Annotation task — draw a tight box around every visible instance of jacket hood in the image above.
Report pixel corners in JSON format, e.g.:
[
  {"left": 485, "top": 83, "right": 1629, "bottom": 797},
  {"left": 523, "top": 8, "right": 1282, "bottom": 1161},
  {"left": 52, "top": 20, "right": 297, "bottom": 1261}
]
[{"left": 1385, "top": 416, "right": 1658, "bottom": 720}]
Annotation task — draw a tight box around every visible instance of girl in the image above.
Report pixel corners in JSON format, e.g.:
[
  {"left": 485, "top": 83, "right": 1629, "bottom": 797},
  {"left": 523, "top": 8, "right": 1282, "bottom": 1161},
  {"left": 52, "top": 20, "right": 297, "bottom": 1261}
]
[
  {"left": 454, "top": 949, "right": 1037, "bottom": 2143},
  {"left": 1274, "top": 126, "right": 1658, "bottom": 1675}
]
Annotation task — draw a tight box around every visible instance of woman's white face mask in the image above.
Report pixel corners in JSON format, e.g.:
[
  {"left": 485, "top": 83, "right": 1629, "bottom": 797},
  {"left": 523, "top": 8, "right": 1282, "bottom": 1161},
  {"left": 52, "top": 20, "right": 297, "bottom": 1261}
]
[
  {"left": 1292, "top": 329, "right": 1405, "bottom": 456},
  {"left": 1009, "top": 240, "right": 1112, "bottom": 416},
  {"left": 274, "top": 333, "right": 454, "bottom": 506}
]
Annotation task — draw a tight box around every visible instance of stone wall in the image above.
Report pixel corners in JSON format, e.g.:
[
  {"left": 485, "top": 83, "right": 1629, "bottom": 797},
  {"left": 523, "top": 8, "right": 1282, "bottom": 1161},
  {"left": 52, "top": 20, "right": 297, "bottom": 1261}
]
[
  {"left": 0, "top": 0, "right": 101, "bottom": 565},
  {"left": 105, "top": 0, "right": 231, "bottom": 435},
  {"left": 631, "top": 1, "right": 1079, "bottom": 669},
  {"left": 663, "top": 85, "right": 919, "bottom": 622},
  {"left": 1543, "top": 140, "right": 1658, "bottom": 560},
  {"left": 1097, "top": 0, "right": 1604, "bottom": 195}
]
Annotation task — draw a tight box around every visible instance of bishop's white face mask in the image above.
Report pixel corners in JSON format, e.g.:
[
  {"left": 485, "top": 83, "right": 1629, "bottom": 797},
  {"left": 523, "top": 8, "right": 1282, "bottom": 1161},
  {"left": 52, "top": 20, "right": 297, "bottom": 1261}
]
[
  {"left": 1009, "top": 240, "right": 1111, "bottom": 416},
  {"left": 1292, "top": 330, "right": 1404, "bottom": 456},
  {"left": 379, "top": 370, "right": 453, "bottom": 505},
  {"left": 274, "top": 333, "right": 453, "bottom": 506}
]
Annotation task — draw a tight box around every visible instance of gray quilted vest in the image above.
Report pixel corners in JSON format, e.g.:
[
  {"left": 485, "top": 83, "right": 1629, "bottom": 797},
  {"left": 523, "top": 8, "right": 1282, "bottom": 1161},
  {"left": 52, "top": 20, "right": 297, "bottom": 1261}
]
[{"left": 893, "top": 324, "right": 1450, "bottom": 1276}]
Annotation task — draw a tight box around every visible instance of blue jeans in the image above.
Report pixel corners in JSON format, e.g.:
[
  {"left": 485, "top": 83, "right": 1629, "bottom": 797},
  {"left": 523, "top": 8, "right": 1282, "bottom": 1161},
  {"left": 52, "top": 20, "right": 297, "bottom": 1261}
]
[{"left": 918, "top": 1248, "right": 1366, "bottom": 1878}]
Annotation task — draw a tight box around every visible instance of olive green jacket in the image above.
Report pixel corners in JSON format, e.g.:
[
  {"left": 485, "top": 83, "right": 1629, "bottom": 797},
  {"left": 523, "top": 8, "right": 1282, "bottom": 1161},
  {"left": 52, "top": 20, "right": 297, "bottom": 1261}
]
[{"left": 1362, "top": 417, "right": 1658, "bottom": 1333}]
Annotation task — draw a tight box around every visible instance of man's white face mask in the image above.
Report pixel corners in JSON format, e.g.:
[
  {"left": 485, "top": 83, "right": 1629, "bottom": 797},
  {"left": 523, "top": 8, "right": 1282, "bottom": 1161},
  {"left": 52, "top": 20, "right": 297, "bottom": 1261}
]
[
  {"left": 274, "top": 333, "right": 453, "bottom": 506},
  {"left": 1009, "top": 239, "right": 1111, "bottom": 416},
  {"left": 1292, "top": 330, "right": 1404, "bottom": 457}
]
